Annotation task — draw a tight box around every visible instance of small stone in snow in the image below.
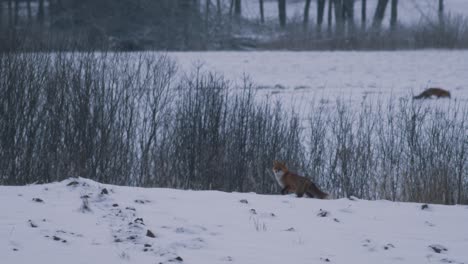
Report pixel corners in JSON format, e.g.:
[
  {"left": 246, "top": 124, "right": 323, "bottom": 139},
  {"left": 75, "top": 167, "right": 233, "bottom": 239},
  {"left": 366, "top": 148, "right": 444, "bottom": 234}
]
[
  {"left": 171, "top": 256, "right": 183, "bottom": 262},
  {"left": 317, "top": 209, "right": 329, "bottom": 217},
  {"left": 28, "top": 220, "right": 38, "bottom": 228},
  {"left": 239, "top": 199, "right": 248, "bottom": 204},
  {"left": 146, "top": 229, "right": 156, "bottom": 238},
  {"left": 32, "top": 198, "right": 44, "bottom": 203},
  {"left": 101, "top": 188, "right": 109, "bottom": 195},
  {"left": 67, "top": 181, "right": 79, "bottom": 186},
  {"left": 421, "top": 204, "right": 429, "bottom": 210},
  {"left": 429, "top": 244, "right": 447, "bottom": 254}
]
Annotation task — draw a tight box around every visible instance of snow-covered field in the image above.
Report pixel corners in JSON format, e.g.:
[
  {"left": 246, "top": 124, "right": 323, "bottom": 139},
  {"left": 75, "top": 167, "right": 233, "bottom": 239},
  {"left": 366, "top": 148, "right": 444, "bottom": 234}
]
[
  {"left": 171, "top": 50, "right": 468, "bottom": 114},
  {"left": 1, "top": 178, "right": 467, "bottom": 264}
]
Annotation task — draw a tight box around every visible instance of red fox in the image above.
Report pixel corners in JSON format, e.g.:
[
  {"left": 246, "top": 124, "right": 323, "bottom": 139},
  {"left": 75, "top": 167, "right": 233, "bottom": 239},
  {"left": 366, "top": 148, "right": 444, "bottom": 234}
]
[
  {"left": 272, "top": 161, "right": 328, "bottom": 199},
  {"left": 413, "top": 88, "right": 451, "bottom": 100}
]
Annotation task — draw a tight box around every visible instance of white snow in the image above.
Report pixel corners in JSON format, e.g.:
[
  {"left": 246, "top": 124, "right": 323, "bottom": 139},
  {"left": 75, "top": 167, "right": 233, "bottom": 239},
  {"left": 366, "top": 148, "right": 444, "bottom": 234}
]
[
  {"left": 170, "top": 50, "right": 468, "bottom": 114},
  {"left": 1, "top": 178, "right": 468, "bottom": 264}
]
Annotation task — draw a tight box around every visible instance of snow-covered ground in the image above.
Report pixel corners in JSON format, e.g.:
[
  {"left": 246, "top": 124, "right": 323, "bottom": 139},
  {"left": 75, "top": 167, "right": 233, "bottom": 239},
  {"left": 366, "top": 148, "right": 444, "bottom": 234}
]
[
  {"left": 171, "top": 50, "right": 468, "bottom": 114},
  {"left": 1, "top": 178, "right": 467, "bottom": 264}
]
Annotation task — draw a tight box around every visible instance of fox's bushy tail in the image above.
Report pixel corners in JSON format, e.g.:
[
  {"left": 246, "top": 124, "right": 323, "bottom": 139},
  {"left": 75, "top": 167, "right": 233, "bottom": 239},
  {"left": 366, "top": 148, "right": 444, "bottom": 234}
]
[{"left": 307, "top": 182, "right": 329, "bottom": 199}]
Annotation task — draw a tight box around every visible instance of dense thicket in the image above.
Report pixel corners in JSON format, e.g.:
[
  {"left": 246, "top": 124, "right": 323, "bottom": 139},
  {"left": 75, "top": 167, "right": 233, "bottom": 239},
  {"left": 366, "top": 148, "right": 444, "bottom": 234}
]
[{"left": 0, "top": 52, "right": 466, "bottom": 204}]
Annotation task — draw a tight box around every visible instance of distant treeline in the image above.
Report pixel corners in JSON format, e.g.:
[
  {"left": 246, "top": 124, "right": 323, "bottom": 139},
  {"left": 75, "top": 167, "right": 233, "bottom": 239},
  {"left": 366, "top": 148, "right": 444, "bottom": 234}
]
[
  {"left": 0, "top": 0, "right": 467, "bottom": 50},
  {"left": 0, "top": 52, "right": 466, "bottom": 204}
]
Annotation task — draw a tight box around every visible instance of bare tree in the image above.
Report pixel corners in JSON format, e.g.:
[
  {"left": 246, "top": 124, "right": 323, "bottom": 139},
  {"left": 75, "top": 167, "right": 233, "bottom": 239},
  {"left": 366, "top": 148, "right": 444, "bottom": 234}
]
[
  {"left": 438, "top": 0, "right": 444, "bottom": 23},
  {"left": 390, "top": 0, "right": 398, "bottom": 29},
  {"left": 317, "top": 0, "right": 326, "bottom": 30},
  {"left": 373, "top": 0, "right": 389, "bottom": 28},
  {"left": 217, "top": 0, "right": 221, "bottom": 15},
  {"left": 343, "top": 0, "right": 355, "bottom": 32},
  {"left": 259, "top": 0, "right": 264, "bottom": 23},
  {"left": 328, "top": 0, "right": 333, "bottom": 31},
  {"left": 14, "top": 0, "right": 19, "bottom": 25},
  {"left": 234, "top": 0, "right": 241, "bottom": 17},
  {"left": 361, "top": 0, "right": 366, "bottom": 29},
  {"left": 7, "top": 0, "right": 13, "bottom": 28},
  {"left": 38, "top": 0, "right": 45, "bottom": 25},
  {"left": 278, "top": 0, "right": 286, "bottom": 28},
  {"left": 27, "top": 0, "right": 32, "bottom": 22},
  {"left": 303, "top": 0, "right": 312, "bottom": 28},
  {"left": 334, "top": 0, "right": 344, "bottom": 34}
]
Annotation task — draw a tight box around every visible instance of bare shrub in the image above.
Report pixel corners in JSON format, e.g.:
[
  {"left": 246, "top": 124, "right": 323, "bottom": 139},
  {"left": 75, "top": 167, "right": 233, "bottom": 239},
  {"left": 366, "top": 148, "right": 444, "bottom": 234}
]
[
  {"left": 304, "top": 98, "right": 467, "bottom": 204},
  {"left": 0, "top": 51, "right": 465, "bottom": 204}
]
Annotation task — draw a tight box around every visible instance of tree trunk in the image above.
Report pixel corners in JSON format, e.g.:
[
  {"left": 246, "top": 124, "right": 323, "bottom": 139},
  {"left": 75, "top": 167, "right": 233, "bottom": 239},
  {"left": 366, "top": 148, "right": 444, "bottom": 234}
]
[
  {"left": 14, "top": 0, "right": 19, "bottom": 25},
  {"left": 27, "top": 0, "right": 32, "bottom": 22},
  {"left": 372, "top": 0, "right": 389, "bottom": 28},
  {"left": 438, "top": 0, "right": 444, "bottom": 24},
  {"left": 217, "top": 0, "right": 221, "bottom": 15},
  {"left": 328, "top": 0, "right": 333, "bottom": 31},
  {"left": 303, "top": 0, "right": 311, "bottom": 28},
  {"left": 390, "top": 0, "right": 397, "bottom": 29},
  {"left": 205, "top": 0, "right": 210, "bottom": 22},
  {"left": 7, "top": 0, "right": 12, "bottom": 28},
  {"left": 361, "top": 0, "right": 366, "bottom": 29},
  {"left": 259, "top": 0, "right": 264, "bottom": 23},
  {"left": 38, "top": 0, "right": 45, "bottom": 25},
  {"left": 317, "top": 0, "right": 326, "bottom": 28},
  {"left": 278, "top": 0, "right": 286, "bottom": 28},
  {"left": 234, "top": 0, "right": 241, "bottom": 17},
  {"left": 334, "top": 0, "right": 344, "bottom": 34},
  {"left": 343, "top": 0, "right": 354, "bottom": 31}
]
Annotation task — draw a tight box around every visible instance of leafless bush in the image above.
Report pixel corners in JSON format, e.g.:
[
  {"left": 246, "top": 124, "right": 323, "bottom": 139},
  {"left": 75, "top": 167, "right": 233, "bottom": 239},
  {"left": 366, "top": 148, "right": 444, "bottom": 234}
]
[
  {"left": 148, "top": 70, "right": 303, "bottom": 193},
  {"left": 0, "top": 52, "right": 174, "bottom": 185},
  {"left": 304, "top": 98, "right": 467, "bottom": 204},
  {"left": 0, "top": 52, "right": 465, "bottom": 204}
]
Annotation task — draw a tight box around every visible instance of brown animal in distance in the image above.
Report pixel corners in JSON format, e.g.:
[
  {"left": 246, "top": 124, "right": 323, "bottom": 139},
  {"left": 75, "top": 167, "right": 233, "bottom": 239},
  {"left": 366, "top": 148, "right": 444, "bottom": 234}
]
[
  {"left": 272, "top": 161, "right": 328, "bottom": 199},
  {"left": 413, "top": 88, "right": 451, "bottom": 100}
]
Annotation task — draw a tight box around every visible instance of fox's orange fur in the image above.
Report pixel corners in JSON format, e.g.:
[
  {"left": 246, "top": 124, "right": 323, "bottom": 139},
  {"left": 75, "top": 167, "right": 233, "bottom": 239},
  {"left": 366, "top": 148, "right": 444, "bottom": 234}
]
[
  {"left": 272, "top": 161, "right": 328, "bottom": 199},
  {"left": 413, "top": 88, "right": 451, "bottom": 100}
]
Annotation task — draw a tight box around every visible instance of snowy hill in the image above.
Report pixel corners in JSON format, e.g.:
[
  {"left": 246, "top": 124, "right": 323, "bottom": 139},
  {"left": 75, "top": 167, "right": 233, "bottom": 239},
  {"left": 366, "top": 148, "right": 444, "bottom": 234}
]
[{"left": 1, "top": 178, "right": 467, "bottom": 264}]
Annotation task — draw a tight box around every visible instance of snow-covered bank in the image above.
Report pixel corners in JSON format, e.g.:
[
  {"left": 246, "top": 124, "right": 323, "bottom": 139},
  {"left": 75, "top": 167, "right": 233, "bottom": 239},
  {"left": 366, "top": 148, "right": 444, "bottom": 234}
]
[{"left": 1, "top": 178, "right": 467, "bottom": 264}]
